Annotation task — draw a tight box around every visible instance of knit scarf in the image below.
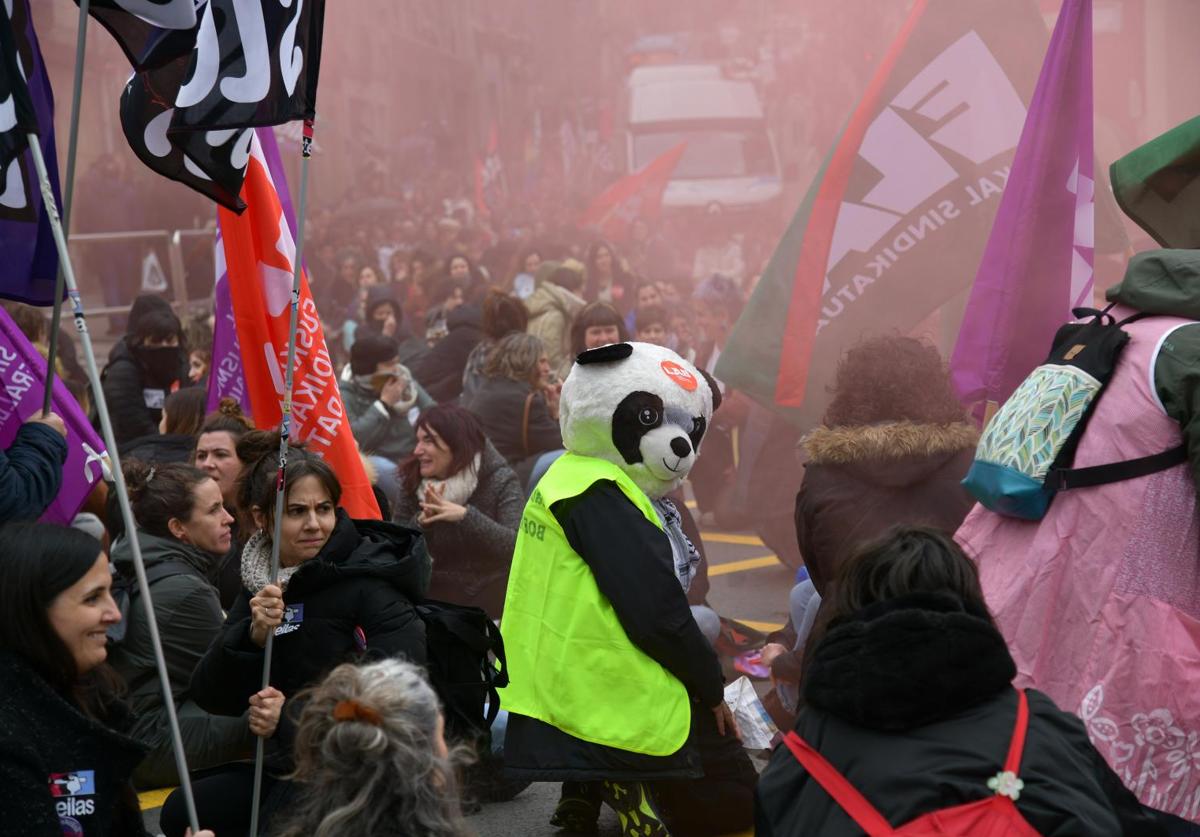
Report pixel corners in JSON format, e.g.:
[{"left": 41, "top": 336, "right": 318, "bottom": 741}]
[
  {"left": 240, "top": 529, "right": 304, "bottom": 594},
  {"left": 417, "top": 453, "right": 481, "bottom": 509}
]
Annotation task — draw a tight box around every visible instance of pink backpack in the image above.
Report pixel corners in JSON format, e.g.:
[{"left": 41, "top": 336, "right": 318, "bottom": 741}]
[{"left": 783, "top": 689, "right": 1042, "bottom": 836}]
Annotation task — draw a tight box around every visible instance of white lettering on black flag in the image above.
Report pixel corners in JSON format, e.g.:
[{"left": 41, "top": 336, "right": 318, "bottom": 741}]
[{"left": 76, "top": 0, "right": 200, "bottom": 70}]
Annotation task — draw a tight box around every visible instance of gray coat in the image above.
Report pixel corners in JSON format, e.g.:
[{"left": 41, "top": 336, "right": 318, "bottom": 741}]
[
  {"left": 393, "top": 441, "right": 522, "bottom": 618},
  {"left": 340, "top": 374, "right": 435, "bottom": 463}
]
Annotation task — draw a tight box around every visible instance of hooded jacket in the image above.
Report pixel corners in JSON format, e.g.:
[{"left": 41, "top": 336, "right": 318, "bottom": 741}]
[
  {"left": 525, "top": 261, "right": 586, "bottom": 380},
  {"left": 0, "top": 650, "right": 147, "bottom": 837},
  {"left": 107, "top": 532, "right": 224, "bottom": 733},
  {"left": 356, "top": 284, "right": 428, "bottom": 368},
  {"left": 393, "top": 441, "right": 522, "bottom": 618},
  {"left": 412, "top": 303, "right": 483, "bottom": 403},
  {"left": 100, "top": 339, "right": 182, "bottom": 448},
  {"left": 755, "top": 594, "right": 1164, "bottom": 837},
  {"left": 339, "top": 367, "right": 434, "bottom": 462},
  {"left": 190, "top": 511, "right": 429, "bottom": 766},
  {"left": 1106, "top": 248, "right": 1200, "bottom": 492}
]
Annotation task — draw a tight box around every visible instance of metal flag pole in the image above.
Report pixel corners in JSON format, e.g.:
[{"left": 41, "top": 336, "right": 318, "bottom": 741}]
[
  {"left": 248, "top": 119, "right": 314, "bottom": 837},
  {"left": 43, "top": 0, "right": 89, "bottom": 415},
  {"left": 25, "top": 132, "right": 201, "bottom": 834}
]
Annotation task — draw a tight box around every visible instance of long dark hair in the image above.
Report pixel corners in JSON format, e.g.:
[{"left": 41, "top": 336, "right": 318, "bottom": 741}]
[
  {"left": 583, "top": 240, "right": 633, "bottom": 308},
  {"left": 400, "top": 405, "right": 487, "bottom": 493},
  {"left": 0, "top": 523, "right": 121, "bottom": 716},
  {"left": 161, "top": 386, "right": 207, "bottom": 436}
]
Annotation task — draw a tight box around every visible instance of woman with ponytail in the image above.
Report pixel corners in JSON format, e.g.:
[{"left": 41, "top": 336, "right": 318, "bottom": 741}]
[
  {"left": 106, "top": 460, "right": 257, "bottom": 789},
  {"left": 275, "top": 659, "right": 471, "bottom": 837}
]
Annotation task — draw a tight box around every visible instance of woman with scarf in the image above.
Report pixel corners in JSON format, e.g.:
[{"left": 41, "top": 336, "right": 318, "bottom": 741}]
[
  {"left": 393, "top": 404, "right": 522, "bottom": 620},
  {"left": 160, "top": 442, "right": 429, "bottom": 837}
]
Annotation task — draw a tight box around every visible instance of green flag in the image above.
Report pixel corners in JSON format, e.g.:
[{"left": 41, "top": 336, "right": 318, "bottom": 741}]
[{"left": 1110, "top": 116, "right": 1200, "bottom": 248}]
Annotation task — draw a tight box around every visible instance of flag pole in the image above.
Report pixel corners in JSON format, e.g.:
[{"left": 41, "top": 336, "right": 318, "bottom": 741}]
[
  {"left": 249, "top": 119, "right": 314, "bottom": 837},
  {"left": 25, "top": 133, "right": 201, "bottom": 833},
  {"left": 42, "top": 0, "right": 89, "bottom": 416}
]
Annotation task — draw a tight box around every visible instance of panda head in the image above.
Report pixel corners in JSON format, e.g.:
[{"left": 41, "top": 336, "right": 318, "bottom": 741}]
[{"left": 560, "top": 342, "right": 722, "bottom": 499}]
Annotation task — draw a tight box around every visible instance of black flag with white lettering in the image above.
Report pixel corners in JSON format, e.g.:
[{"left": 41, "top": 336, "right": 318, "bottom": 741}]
[
  {"left": 0, "top": 0, "right": 38, "bottom": 167},
  {"left": 168, "top": 0, "right": 326, "bottom": 134},
  {"left": 120, "top": 55, "right": 250, "bottom": 212},
  {"left": 76, "top": 0, "right": 200, "bottom": 70}
]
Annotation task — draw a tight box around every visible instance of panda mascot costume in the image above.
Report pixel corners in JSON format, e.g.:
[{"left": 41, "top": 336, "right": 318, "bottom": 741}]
[{"left": 499, "top": 342, "right": 756, "bottom": 837}]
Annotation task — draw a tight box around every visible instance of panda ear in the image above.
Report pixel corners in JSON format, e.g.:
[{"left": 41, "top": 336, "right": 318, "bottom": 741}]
[
  {"left": 699, "top": 369, "right": 723, "bottom": 413},
  {"left": 576, "top": 343, "right": 633, "bottom": 365}
]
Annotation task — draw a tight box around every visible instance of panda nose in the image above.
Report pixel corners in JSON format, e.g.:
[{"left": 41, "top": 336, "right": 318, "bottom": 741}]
[{"left": 670, "top": 437, "right": 692, "bottom": 458}]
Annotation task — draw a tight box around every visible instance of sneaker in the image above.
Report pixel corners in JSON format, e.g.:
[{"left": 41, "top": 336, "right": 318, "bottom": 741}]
[
  {"left": 550, "top": 796, "right": 600, "bottom": 833},
  {"left": 600, "top": 780, "right": 671, "bottom": 837}
]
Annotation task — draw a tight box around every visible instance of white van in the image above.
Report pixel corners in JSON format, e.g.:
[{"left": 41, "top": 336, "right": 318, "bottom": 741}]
[{"left": 624, "top": 64, "right": 783, "bottom": 217}]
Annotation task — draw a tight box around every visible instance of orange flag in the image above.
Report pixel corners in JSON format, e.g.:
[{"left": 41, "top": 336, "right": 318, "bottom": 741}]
[
  {"left": 219, "top": 139, "right": 380, "bottom": 519},
  {"left": 579, "top": 141, "right": 685, "bottom": 241}
]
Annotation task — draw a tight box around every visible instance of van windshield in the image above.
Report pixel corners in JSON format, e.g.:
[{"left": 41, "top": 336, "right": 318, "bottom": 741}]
[{"left": 633, "top": 128, "right": 774, "bottom": 179}]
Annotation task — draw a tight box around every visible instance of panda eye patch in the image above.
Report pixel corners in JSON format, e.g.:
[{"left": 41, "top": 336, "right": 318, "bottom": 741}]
[{"left": 638, "top": 407, "right": 660, "bottom": 426}]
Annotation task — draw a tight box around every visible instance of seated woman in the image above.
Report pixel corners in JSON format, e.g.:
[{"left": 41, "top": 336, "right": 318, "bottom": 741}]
[
  {"left": 107, "top": 461, "right": 252, "bottom": 789},
  {"left": 160, "top": 441, "right": 429, "bottom": 837},
  {"left": 394, "top": 405, "right": 521, "bottom": 620},
  {"left": 463, "top": 332, "right": 563, "bottom": 486},
  {"left": 568, "top": 301, "right": 629, "bottom": 360},
  {"left": 461, "top": 289, "right": 529, "bottom": 402},
  {"left": 755, "top": 527, "right": 1165, "bottom": 837},
  {"left": 122, "top": 385, "right": 207, "bottom": 465},
  {"left": 192, "top": 398, "right": 255, "bottom": 609},
  {"left": 273, "top": 659, "right": 471, "bottom": 837},
  {"left": 0, "top": 522, "right": 218, "bottom": 836}
]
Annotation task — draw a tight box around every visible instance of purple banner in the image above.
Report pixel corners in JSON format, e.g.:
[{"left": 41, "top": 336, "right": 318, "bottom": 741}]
[
  {"left": 0, "top": 0, "right": 61, "bottom": 306},
  {"left": 0, "top": 307, "right": 105, "bottom": 524},
  {"left": 207, "top": 126, "right": 299, "bottom": 414},
  {"left": 950, "top": 0, "right": 1094, "bottom": 410}
]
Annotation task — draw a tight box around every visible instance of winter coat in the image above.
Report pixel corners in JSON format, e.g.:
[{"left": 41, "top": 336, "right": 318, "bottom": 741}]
[
  {"left": 339, "top": 374, "right": 434, "bottom": 463},
  {"left": 755, "top": 593, "right": 1164, "bottom": 837},
  {"left": 0, "top": 650, "right": 148, "bottom": 837},
  {"left": 100, "top": 340, "right": 174, "bottom": 448},
  {"left": 796, "top": 421, "right": 977, "bottom": 593},
  {"left": 412, "top": 303, "right": 483, "bottom": 403},
  {"left": 462, "top": 376, "right": 563, "bottom": 483},
  {"left": 119, "top": 433, "right": 195, "bottom": 465},
  {"left": 0, "top": 422, "right": 68, "bottom": 524},
  {"left": 108, "top": 532, "right": 224, "bottom": 741},
  {"left": 190, "top": 511, "right": 429, "bottom": 773},
  {"left": 525, "top": 265, "right": 586, "bottom": 380},
  {"left": 393, "top": 441, "right": 521, "bottom": 619}
]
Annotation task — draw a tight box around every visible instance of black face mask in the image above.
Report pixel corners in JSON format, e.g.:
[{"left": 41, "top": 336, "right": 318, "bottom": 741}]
[{"left": 133, "top": 345, "right": 182, "bottom": 387}]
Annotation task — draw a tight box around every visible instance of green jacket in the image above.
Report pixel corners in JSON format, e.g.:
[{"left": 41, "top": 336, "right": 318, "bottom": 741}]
[{"left": 1107, "top": 249, "right": 1200, "bottom": 493}]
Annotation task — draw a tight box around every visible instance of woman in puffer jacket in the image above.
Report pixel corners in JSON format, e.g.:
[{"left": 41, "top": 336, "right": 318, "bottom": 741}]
[{"left": 755, "top": 527, "right": 1164, "bottom": 837}]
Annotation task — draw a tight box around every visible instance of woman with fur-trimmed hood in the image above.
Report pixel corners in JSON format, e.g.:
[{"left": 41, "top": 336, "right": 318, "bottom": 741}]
[{"left": 762, "top": 336, "right": 978, "bottom": 685}]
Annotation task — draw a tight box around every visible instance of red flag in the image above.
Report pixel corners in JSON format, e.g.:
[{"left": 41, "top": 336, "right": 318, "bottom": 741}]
[
  {"left": 219, "top": 139, "right": 381, "bottom": 519},
  {"left": 579, "top": 141, "right": 685, "bottom": 242}
]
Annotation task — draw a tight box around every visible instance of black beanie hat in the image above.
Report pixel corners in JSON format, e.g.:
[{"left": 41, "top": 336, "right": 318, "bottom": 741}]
[{"left": 350, "top": 332, "right": 401, "bottom": 377}]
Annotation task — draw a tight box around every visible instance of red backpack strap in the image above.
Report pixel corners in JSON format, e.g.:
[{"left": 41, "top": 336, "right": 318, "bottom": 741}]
[
  {"left": 782, "top": 731, "right": 896, "bottom": 837},
  {"left": 1003, "top": 688, "right": 1031, "bottom": 775}
]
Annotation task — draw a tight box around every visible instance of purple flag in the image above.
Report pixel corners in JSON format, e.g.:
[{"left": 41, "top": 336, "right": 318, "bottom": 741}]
[
  {"left": 950, "top": 0, "right": 1093, "bottom": 411},
  {"left": 0, "top": 0, "right": 61, "bottom": 306},
  {"left": 0, "top": 307, "right": 106, "bottom": 524},
  {"left": 206, "top": 127, "right": 299, "bottom": 414}
]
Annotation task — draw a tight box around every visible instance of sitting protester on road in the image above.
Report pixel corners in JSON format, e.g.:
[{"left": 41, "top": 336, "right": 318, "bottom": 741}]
[
  {"left": 107, "top": 461, "right": 252, "bottom": 788},
  {"left": 160, "top": 442, "right": 429, "bottom": 837},
  {"left": 461, "top": 289, "right": 529, "bottom": 403},
  {"left": 273, "top": 659, "right": 472, "bottom": 837},
  {"left": 394, "top": 405, "right": 521, "bottom": 619},
  {"left": 0, "top": 522, "right": 218, "bottom": 836},
  {"left": 193, "top": 399, "right": 255, "bottom": 609},
  {"left": 755, "top": 527, "right": 1164, "bottom": 837},
  {"left": 122, "top": 385, "right": 207, "bottom": 466}
]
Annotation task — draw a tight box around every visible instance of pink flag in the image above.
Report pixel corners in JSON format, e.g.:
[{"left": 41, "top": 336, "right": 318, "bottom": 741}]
[{"left": 950, "top": 0, "right": 1093, "bottom": 412}]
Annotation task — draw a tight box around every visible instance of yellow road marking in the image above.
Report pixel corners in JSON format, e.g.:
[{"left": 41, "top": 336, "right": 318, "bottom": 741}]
[
  {"left": 684, "top": 499, "right": 697, "bottom": 509},
  {"left": 708, "top": 554, "right": 780, "bottom": 576},
  {"left": 138, "top": 787, "right": 174, "bottom": 810},
  {"left": 700, "top": 532, "right": 765, "bottom": 546},
  {"left": 736, "top": 619, "right": 784, "bottom": 633}
]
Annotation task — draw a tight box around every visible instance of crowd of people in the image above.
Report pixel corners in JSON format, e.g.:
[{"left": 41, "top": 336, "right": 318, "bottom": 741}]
[{"left": 0, "top": 195, "right": 1197, "bottom": 837}]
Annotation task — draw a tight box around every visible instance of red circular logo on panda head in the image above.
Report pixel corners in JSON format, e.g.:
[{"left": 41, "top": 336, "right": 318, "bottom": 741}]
[{"left": 661, "top": 360, "right": 698, "bottom": 391}]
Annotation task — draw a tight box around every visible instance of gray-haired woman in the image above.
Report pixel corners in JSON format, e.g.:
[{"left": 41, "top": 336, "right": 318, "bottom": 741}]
[{"left": 274, "top": 658, "right": 472, "bottom": 837}]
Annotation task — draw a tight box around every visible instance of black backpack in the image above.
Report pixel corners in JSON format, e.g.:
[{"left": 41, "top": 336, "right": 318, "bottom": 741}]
[
  {"left": 416, "top": 599, "right": 508, "bottom": 744},
  {"left": 106, "top": 560, "right": 192, "bottom": 645}
]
